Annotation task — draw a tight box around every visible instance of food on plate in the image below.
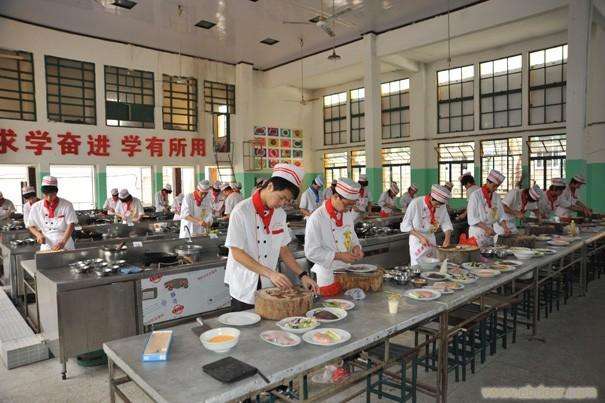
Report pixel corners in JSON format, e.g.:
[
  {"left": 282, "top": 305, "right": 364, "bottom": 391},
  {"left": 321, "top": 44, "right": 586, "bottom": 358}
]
[
  {"left": 313, "top": 330, "right": 341, "bottom": 344},
  {"left": 427, "top": 272, "right": 447, "bottom": 279},
  {"left": 313, "top": 310, "right": 339, "bottom": 320},
  {"left": 409, "top": 290, "right": 437, "bottom": 299},
  {"left": 261, "top": 331, "right": 298, "bottom": 346},
  {"left": 209, "top": 334, "right": 235, "bottom": 344},
  {"left": 280, "top": 317, "right": 318, "bottom": 330},
  {"left": 471, "top": 268, "right": 500, "bottom": 277},
  {"left": 323, "top": 299, "right": 354, "bottom": 310},
  {"left": 462, "top": 261, "right": 485, "bottom": 269},
  {"left": 430, "top": 281, "right": 463, "bottom": 292},
  {"left": 410, "top": 278, "right": 428, "bottom": 287},
  {"left": 533, "top": 248, "right": 556, "bottom": 255},
  {"left": 448, "top": 269, "right": 478, "bottom": 283}
]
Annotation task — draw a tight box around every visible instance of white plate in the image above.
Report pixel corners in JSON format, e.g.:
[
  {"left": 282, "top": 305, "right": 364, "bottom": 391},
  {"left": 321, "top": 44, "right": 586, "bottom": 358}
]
[
  {"left": 535, "top": 235, "right": 552, "bottom": 241},
  {"left": 490, "top": 262, "right": 518, "bottom": 272},
  {"left": 470, "top": 268, "right": 501, "bottom": 278},
  {"left": 533, "top": 248, "right": 557, "bottom": 255},
  {"left": 218, "top": 312, "right": 261, "bottom": 326},
  {"left": 500, "top": 260, "right": 523, "bottom": 266},
  {"left": 303, "top": 328, "right": 351, "bottom": 346},
  {"left": 405, "top": 288, "right": 442, "bottom": 301},
  {"left": 323, "top": 299, "right": 355, "bottom": 311},
  {"left": 260, "top": 330, "right": 301, "bottom": 347},
  {"left": 461, "top": 262, "right": 487, "bottom": 270},
  {"left": 429, "top": 281, "right": 464, "bottom": 294},
  {"left": 548, "top": 240, "right": 569, "bottom": 247},
  {"left": 276, "top": 317, "right": 320, "bottom": 334},
  {"left": 346, "top": 264, "right": 377, "bottom": 273},
  {"left": 420, "top": 271, "right": 451, "bottom": 281},
  {"left": 306, "top": 307, "right": 347, "bottom": 323}
]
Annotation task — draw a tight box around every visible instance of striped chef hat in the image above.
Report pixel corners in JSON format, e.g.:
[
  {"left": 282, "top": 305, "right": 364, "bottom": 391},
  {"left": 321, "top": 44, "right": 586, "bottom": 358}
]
[
  {"left": 231, "top": 182, "right": 242, "bottom": 190},
  {"left": 335, "top": 178, "right": 361, "bottom": 201},
  {"left": 409, "top": 184, "right": 418, "bottom": 192},
  {"left": 314, "top": 175, "right": 324, "bottom": 187},
  {"left": 444, "top": 181, "right": 454, "bottom": 190},
  {"left": 572, "top": 174, "right": 586, "bottom": 184},
  {"left": 390, "top": 181, "right": 400, "bottom": 194},
  {"left": 21, "top": 186, "right": 36, "bottom": 196},
  {"left": 197, "top": 180, "right": 211, "bottom": 192},
  {"left": 529, "top": 185, "right": 542, "bottom": 201},
  {"left": 42, "top": 176, "right": 58, "bottom": 187},
  {"left": 431, "top": 184, "right": 451, "bottom": 204},
  {"left": 110, "top": 188, "right": 119, "bottom": 196},
  {"left": 487, "top": 169, "right": 505, "bottom": 185},
  {"left": 118, "top": 189, "right": 130, "bottom": 199},
  {"left": 272, "top": 163, "right": 304, "bottom": 188},
  {"left": 212, "top": 181, "right": 222, "bottom": 190},
  {"left": 550, "top": 178, "right": 566, "bottom": 188},
  {"left": 358, "top": 174, "right": 368, "bottom": 182}
]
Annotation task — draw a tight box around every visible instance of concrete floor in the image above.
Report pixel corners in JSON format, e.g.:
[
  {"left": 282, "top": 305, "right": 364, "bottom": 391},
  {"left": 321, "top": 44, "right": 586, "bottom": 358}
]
[{"left": 1, "top": 278, "right": 603, "bottom": 403}]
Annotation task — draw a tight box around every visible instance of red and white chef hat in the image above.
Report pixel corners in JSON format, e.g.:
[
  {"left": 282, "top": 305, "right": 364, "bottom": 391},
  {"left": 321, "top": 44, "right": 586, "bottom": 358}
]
[
  {"left": 444, "top": 181, "right": 454, "bottom": 190},
  {"left": 529, "top": 185, "right": 542, "bottom": 201},
  {"left": 335, "top": 178, "right": 361, "bottom": 201},
  {"left": 118, "top": 189, "right": 130, "bottom": 199},
  {"left": 431, "top": 184, "right": 451, "bottom": 204},
  {"left": 212, "top": 181, "right": 222, "bottom": 190},
  {"left": 487, "top": 169, "right": 505, "bottom": 186},
  {"left": 197, "top": 180, "right": 211, "bottom": 192},
  {"left": 21, "top": 186, "right": 36, "bottom": 196},
  {"left": 42, "top": 176, "right": 58, "bottom": 187},
  {"left": 110, "top": 188, "right": 119, "bottom": 196},
  {"left": 409, "top": 183, "right": 418, "bottom": 193},
  {"left": 220, "top": 182, "right": 231, "bottom": 191},
  {"left": 358, "top": 174, "right": 368, "bottom": 182},
  {"left": 550, "top": 178, "right": 566, "bottom": 188},
  {"left": 272, "top": 163, "right": 304, "bottom": 188},
  {"left": 572, "top": 174, "right": 586, "bottom": 184},
  {"left": 390, "top": 181, "right": 400, "bottom": 195}
]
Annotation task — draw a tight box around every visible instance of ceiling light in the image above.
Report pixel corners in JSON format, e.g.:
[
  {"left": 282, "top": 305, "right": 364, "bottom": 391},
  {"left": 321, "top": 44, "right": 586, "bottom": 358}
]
[
  {"left": 195, "top": 20, "right": 216, "bottom": 30},
  {"left": 260, "top": 37, "right": 279, "bottom": 46},
  {"left": 111, "top": 0, "right": 137, "bottom": 9},
  {"left": 328, "top": 49, "right": 341, "bottom": 61}
]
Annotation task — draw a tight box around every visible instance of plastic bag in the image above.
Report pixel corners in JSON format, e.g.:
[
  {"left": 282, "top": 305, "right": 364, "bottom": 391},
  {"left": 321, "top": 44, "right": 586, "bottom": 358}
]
[{"left": 344, "top": 288, "right": 366, "bottom": 300}]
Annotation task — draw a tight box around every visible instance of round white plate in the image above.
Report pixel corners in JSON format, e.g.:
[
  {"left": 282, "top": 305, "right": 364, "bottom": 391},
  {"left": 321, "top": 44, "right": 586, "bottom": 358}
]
[
  {"left": 303, "top": 328, "right": 351, "bottom": 346},
  {"left": 405, "top": 288, "right": 442, "bottom": 301},
  {"left": 461, "top": 262, "right": 487, "bottom": 271},
  {"left": 490, "top": 263, "right": 517, "bottom": 273},
  {"left": 276, "top": 317, "right": 320, "bottom": 334},
  {"left": 548, "top": 240, "right": 569, "bottom": 247},
  {"left": 420, "top": 271, "right": 451, "bottom": 281},
  {"left": 218, "top": 312, "right": 261, "bottom": 327},
  {"left": 535, "top": 235, "right": 552, "bottom": 241},
  {"left": 306, "top": 307, "right": 347, "bottom": 323},
  {"left": 323, "top": 299, "right": 355, "bottom": 311},
  {"left": 260, "top": 330, "right": 301, "bottom": 347},
  {"left": 346, "top": 264, "right": 377, "bottom": 273},
  {"left": 500, "top": 260, "right": 523, "bottom": 266},
  {"left": 470, "top": 268, "right": 501, "bottom": 278},
  {"left": 533, "top": 248, "right": 557, "bottom": 255},
  {"left": 429, "top": 281, "right": 464, "bottom": 294}
]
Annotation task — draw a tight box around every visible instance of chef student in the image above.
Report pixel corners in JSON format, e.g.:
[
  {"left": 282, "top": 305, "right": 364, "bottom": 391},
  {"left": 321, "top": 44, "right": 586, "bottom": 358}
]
[
  {"left": 530, "top": 178, "right": 566, "bottom": 221},
  {"left": 299, "top": 176, "right": 324, "bottom": 218},
  {"left": 154, "top": 184, "right": 172, "bottom": 213},
  {"left": 103, "top": 188, "right": 119, "bottom": 215},
  {"left": 21, "top": 186, "right": 39, "bottom": 226},
  {"left": 497, "top": 185, "right": 543, "bottom": 233},
  {"left": 255, "top": 177, "right": 268, "bottom": 190},
  {"left": 115, "top": 189, "right": 144, "bottom": 224},
  {"left": 172, "top": 193, "right": 184, "bottom": 221},
  {"left": 400, "top": 184, "right": 453, "bottom": 266},
  {"left": 27, "top": 176, "right": 77, "bottom": 251},
  {"left": 0, "top": 192, "right": 16, "bottom": 220},
  {"left": 305, "top": 178, "right": 364, "bottom": 296},
  {"left": 555, "top": 175, "right": 591, "bottom": 219},
  {"left": 218, "top": 183, "right": 234, "bottom": 218},
  {"left": 324, "top": 179, "right": 337, "bottom": 200},
  {"left": 224, "top": 164, "right": 318, "bottom": 311},
  {"left": 456, "top": 172, "right": 480, "bottom": 221},
  {"left": 399, "top": 184, "right": 418, "bottom": 212},
  {"left": 224, "top": 182, "right": 244, "bottom": 218},
  {"left": 352, "top": 174, "right": 372, "bottom": 220},
  {"left": 179, "top": 180, "right": 213, "bottom": 238},
  {"left": 467, "top": 169, "right": 512, "bottom": 247},
  {"left": 378, "top": 181, "right": 400, "bottom": 215},
  {"left": 210, "top": 181, "right": 226, "bottom": 218}
]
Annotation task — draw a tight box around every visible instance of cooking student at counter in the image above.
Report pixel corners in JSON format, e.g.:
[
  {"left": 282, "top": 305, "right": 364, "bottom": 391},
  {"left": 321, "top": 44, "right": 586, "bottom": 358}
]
[
  {"left": 400, "top": 184, "right": 453, "bottom": 265},
  {"left": 210, "top": 181, "right": 226, "bottom": 218},
  {"left": 399, "top": 184, "right": 418, "bottom": 211},
  {"left": 224, "top": 182, "right": 244, "bottom": 218},
  {"left": 224, "top": 164, "right": 318, "bottom": 311},
  {"left": 455, "top": 171, "right": 480, "bottom": 221},
  {"left": 530, "top": 178, "right": 566, "bottom": 221},
  {"left": 377, "top": 181, "right": 400, "bottom": 215},
  {"left": 179, "top": 180, "right": 213, "bottom": 238},
  {"left": 115, "top": 189, "right": 144, "bottom": 224},
  {"left": 467, "top": 169, "right": 511, "bottom": 246},
  {"left": 173, "top": 193, "right": 184, "bottom": 221},
  {"left": 103, "top": 188, "right": 119, "bottom": 215},
  {"left": 27, "top": 176, "right": 78, "bottom": 251},
  {"left": 21, "top": 186, "right": 39, "bottom": 226},
  {"left": 305, "top": 178, "right": 364, "bottom": 296},
  {"left": 154, "top": 184, "right": 172, "bottom": 213},
  {"left": 299, "top": 175, "right": 324, "bottom": 218},
  {"left": 555, "top": 175, "right": 592, "bottom": 219},
  {"left": 0, "top": 192, "right": 16, "bottom": 220},
  {"left": 498, "top": 185, "right": 542, "bottom": 233},
  {"left": 352, "top": 174, "right": 372, "bottom": 220}
]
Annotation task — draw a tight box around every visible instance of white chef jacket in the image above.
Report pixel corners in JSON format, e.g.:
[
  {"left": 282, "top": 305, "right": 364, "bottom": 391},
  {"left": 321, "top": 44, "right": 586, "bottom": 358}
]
[
  {"left": 400, "top": 192, "right": 414, "bottom": 211},
  {"left": 554, "top": 187, "right": 577, "bottom": 218},
  {"left": 224, "top": 192, "right": 244, "bottom": 215},
  {"left": 324, "top": 187, "right": 336, "bottom": 200},
  {"left": 154, "top": 191, "right": 170, "bottom": 213},
  {"left": 172, "top": 195, "right": 184, "bottom": 221},
  {"left": 103, "top": 197, "right": 119, "bottom": 215},
  {"left": 22, "top": 199, "right": 37, "bottom": 226},
  {"left": 28, "top": 198, "right": 77, "bottom": 251},
  {"left": 378, "top": 191, "right": 398, "bottom": 214},
  {"left": 210, "top": 191, "right": 226, "bottom": 217},
  {"left": 179, "top": 192, "right": 213, "bottom": 238},
  {"left": 466, "top": 184, "right": 480, "bottom": 197},
  {"left": 497, "top": 189, "right": 527, "bottom": 233},
  {"left": 528, "top": 191, "right": 559, "bottom": 219},
  {"left": 299, "top": 187, "right": 323, "bottom": 214},
  {"left": 467, "top": 187, "right": 507, "bottom": 246},
  {"left": 0, "top": 198, "right": 16, "bottom": 220},
  {"left": 351, "top": 187, "right": 373, "bottom": 221},
  {"left": 224, "top": 198, "right": 291, "bottom": 304},
  {"left": 115, "top": 198, "right": 144, "bottom": 223},
  {"left": 305, "top": 202, "right": 361, "bottom": 287},
  {"left": 401, "top": 196, "right": 453, "bottom": 265}
]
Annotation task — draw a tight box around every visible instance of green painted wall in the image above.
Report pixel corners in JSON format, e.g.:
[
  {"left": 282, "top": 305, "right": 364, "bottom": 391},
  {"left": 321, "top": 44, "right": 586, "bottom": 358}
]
[
  {"left": 588, "top": 162, "right": 605, "bottom": 213},
  {"left": 196, "top": 171, "right": 205, "bottom": 183},
  {"left": 521, "top": 165, "right": 529, "bottom": 188},
  {"left": 366, "top": 167, "right": 383, "bottom": 203},
  {"left": 154, "top": 171, "right": 163, "bottom": 196},
  {"left": 96, "top": 172, "right": 107, "bottom": 209},
  {"left": 235, "top": 171, "right": 271, "bottom": 198},
  {"left": 566, "top": 159, "right": 588, "bottom": 200},
  {"left": 411, "top": 167, "right": 438, "bottom": 195},
  {"left": 449, "top": 198, "right": 468, "bottom": 209}
]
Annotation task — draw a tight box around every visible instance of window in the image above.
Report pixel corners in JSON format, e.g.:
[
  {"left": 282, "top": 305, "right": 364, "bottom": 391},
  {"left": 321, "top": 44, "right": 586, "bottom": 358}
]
[
  {"left": 437, "top": 65, "right": 474, "bottom": 133},
  {"left": 162, "top": 166, "right": 196, "bottom": 203},
  {"left": 350, "top": 150, "right": 366, "bottom": 182},
  {"left": 438, "top": 142, "right": 475, "bottom": 198},
  {"left": 106, "top": 166, "right": 153, "bottom": 206},
  {"left": 480, "top": 138, "right": 522, "bottom": 196},
  {"left": 204, "top": 81, "right": 235, "bottom": 114},
  {"left": 205, "top": 166, "right": 234, "bottom": 184},
  {"left": 528, "top": 134, "right": 566, "bottom": 190},
  {"left": 45, "top": 56, "right": 96, "bottom": 124},
  {"left": 382, "top": 147, "right": 411, "bottom": 196},
  {"left": 162, "top": 75, "right": 197, "bottom": 131},
  {"left": 480, "top": 55, "right": 522, "bottom": 129},
  {"left": 0, "top": 51, "right": 35, "bottom": 121},
  {"left": 529, "top": 44, "right": 567, "bottom": 124},
  {"left": 49, "top": 165, "right": 95, "bottom": 210},
  {"left": 105, "top": 65, "right": 155, "bottom": 128},
  {"left": 212, "top": 105, "right": 230, "bottom": 152},
  {"left": 349, "top": 88, "right": 365, "bottom": 143},
  {"left": 323, "top": 92, "right": 347, "bottom": 145},
  {"left": 0, "top": 165, "right": 29, "bottom": 213},
  {"left": 381, "top": 79, "right": 410, "bottom": 139},
  {"left": 323, "top": 152, "right": 348, "bottom": 184}
]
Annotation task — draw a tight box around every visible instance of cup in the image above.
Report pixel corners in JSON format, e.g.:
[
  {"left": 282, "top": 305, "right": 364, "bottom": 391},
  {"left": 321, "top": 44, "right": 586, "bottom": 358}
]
[{"left": 387, "top": 294, "right": 401, "bottom": 314}]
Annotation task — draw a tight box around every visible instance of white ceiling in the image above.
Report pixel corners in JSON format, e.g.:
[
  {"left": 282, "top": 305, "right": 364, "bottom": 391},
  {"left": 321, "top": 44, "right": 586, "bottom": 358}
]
[{"left": 0, "top": 0, "right": 480, "bottom": 69}]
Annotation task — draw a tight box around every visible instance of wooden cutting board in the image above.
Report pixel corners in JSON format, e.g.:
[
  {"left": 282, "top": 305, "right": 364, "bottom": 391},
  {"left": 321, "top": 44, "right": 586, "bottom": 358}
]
[
  {"left": 255, "top": 287, "right": 314, "bottom": 320},
  {"left": 334, "top": 268, "right": 384, "bottom": 292}
]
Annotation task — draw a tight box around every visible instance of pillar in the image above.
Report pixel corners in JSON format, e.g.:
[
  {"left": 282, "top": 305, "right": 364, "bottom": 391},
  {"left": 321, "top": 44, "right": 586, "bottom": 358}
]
[{"left": 233, "top": 62, "right": 256, "bottom": 197}]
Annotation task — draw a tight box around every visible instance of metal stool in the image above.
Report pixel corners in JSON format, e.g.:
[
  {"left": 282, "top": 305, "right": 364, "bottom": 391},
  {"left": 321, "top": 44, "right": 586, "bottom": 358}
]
[{"left": 365, "top": 342, "right": 418, "bottom": 403}]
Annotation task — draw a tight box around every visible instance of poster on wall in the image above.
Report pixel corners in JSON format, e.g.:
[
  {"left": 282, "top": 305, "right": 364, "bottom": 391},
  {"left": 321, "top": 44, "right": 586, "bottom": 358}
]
[{"left": 253, "top": 125, "right": 303, "bottom": 169}]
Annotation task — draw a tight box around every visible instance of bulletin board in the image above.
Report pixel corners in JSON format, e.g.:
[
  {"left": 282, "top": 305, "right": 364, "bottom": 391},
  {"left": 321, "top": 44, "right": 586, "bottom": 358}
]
[{"left": 253, "top": 126, "right": 303, "bottom": 169}]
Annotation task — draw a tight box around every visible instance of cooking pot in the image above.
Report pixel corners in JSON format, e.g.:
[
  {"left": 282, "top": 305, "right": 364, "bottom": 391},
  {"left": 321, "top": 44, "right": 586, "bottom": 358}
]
[
  {"left": 174, "top": 244, "right": 203, "bottom": 263},
  {"left": 102, "top": 243, "right": 127, "bottom": 261}
]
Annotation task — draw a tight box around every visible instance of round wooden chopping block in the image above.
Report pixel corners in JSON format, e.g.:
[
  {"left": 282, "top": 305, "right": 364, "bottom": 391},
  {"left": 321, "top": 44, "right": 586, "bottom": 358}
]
[
  {"left": 334, "top": 268, "right": 384, "bottom": 292},
  {"left": 437, "top": 246, "right": 480, "bottom": 265},
  {"left": 254, "top": 287, "right": 314, "bottom": 320}
]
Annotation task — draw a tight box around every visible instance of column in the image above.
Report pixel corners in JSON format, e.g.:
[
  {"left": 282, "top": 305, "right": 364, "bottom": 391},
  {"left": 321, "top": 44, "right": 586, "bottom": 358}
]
[
  {"left": 233, "top": 62, "right": 256, "bottom": 197},
  {"left": 96, "top": 163, "right": 107, "bottom": 209},
  {"left": 362, "top": 33, "right": 383, "bottom": 201}
]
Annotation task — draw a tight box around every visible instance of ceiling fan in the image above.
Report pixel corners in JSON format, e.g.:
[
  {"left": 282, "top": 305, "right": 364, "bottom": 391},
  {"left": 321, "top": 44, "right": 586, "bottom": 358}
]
[
  {"left": 283, "top": 0, "right": 353, "bottom": 38},
  {"left": 283, "top": 38, "right": 320, "bottom": 106}
]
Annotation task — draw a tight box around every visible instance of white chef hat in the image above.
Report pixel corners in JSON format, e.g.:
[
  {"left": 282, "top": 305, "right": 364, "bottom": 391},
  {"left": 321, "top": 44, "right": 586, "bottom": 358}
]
[
  {"left": 431, "top": 184, "right": 451, "bottom": 204},
  {"left": 272, "top": 163, "right": 304, "bottom": 188},
  {"left": 22, "top": 186, "right": 36, "bottom": 196},
  {"left": 212, "top": 181, "right": 222, "bottom": 190},
  {"left": 529, "top": 185, "right": 542, "bottom": 201},
  {"left": 110, "top": 188, "right": 119, "bottom": 196},
  {"left": 233, "top": 182, "right": 242, "bottom": 190},
  {"left": 335, "top": 178, "right": 361, "bottom": 201},
  {"left": 118, "top": 189, "right": 130, "bottom": 199},
  {"left": 444, "top": 181, "right": 454, "bottom": 190},
  {"left": 175, "top": 193, "right": 184, "bottom": 202},
  {"left": 314, "top": 175, "right": 324, "bottom": 187},
  {"left": 358, "top": 174, "right": 368, "bottom": 182},
  {"left": 42, "top": 176, "right": 58, "bottom": 187},
  {"left": 572, "top": 174, "right": 586, "bottom": 184},
  {"left": 409, "top": 184, "right": 418, "bottom": 192},
  {"left": 459, "top": 171, "right": 473, "bottom": 181},
  {"left": 255, "top": 177, "right": 268, "bottom": 186},
  {"left": 487, "top": 169, "right": 505, "bottom": 185},
  {"left": 197, "top": 180, "right": 211, "bottom": 192},
  {"left": 0, "top": 192, "right": 3, "bottom": 198},
  {"left": 550, "top": 178, "right": 566, "bottom": 188},
  {"left": 162, "top": 184, "right": 172, "bottom": 192},
  {"left": 390, "top": 181, "right": 400, "bottom": 195},
  {"left": 220, "top": 182, "right": 231, "bottom": 191}
]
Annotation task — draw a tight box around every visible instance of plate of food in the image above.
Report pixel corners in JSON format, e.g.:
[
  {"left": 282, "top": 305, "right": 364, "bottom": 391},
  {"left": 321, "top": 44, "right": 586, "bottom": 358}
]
[
  {"left": 428, "top": 281, "right": 464, "bottom": 294},
  {"left": 420, "top": 271, "right": 451, "bottom": 281},
  {"left": 323, "top": 299, "right": 355, "bottom": 311},
  {"left": 548, "top": 239, "right": 569, "bottom": 247},
  {"left": 260, "top": 330, "right": 301, "bottom": 347},
  {"left": 533, "top": 248, "right": 557, "bottom": 255},
  {"left": 405, "top": 288, "right": 442, "bottom": 301},
  {"left": 345, "top": 264, "right": 378, "bottom": 273},
  {"left": 306, "top": 307, "right": 347, "bottom": 323},
  {"left": 276, "top": 317, "right": 320, "bottom": 333},
  {"left": 218, "top": 312, "right": 261, "bottom": 326},
  {"left": 303, "top": 328, "right": 351, "bottom": 346},
  {"left": 461, "top": 262, "right": 487, "bottom": 270},
  {"left": 490, "top": 261, "right": 520, "bottom": 272},
  {"left": 535, "top": 235, "right": 552, "bottom": 241},
  {"left": 448, "top": 268, "right": 479, "bottom": 284},
  {"left": 470, "top": 268, "right": 501, "bottom": 278}
]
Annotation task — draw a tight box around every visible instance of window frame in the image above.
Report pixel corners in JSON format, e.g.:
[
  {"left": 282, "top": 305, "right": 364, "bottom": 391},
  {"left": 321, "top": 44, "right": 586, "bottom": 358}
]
[
  {"left": 382, "top": 147, "right": 412, "bottom": 197},
  {"left": 437, "top": 65, "right": 475, "bottom": 133},
  {"left": 203, "top": 80, "right": 235, "bottom": 114},
  {"left": 49, "top": 164, "right": 96, "bottom": 210},
  {"left": 528, "top": 44, "right": 567, "bottom": 125},
  {"left": 323, "top": 152, "right": 348, "bottom": 184},
  {"left": 323, "top": 92, "right": 347, "bottom": 146},
  {"left": 381, "top": 78, "right": 410, "bottom": 139},
  {"left": 104, "top": 65, "right": 155, "bottom": 128},
  {"left": 528, "top": 134, "right": 566, "bottom": 190},
  {"left": 479, "top": 54, "right": 522, "bottom": 129},
  {"left": 105, "top": 165, "right": 154, "bottom": 207},
  {"left": 349, "top": 88, "right": 365, "bottom": 143},
  {"left": 0, "top": 50, "right": 36, "bottom": 121},
  {"left": 162, "top": 75, "right": 198, "bottom": 132},
  {"left": 480, "top": 137, "right": 523, "bottom": 196},
  {"left": 350, "top": 149, "right": 366, "bottom": 182},
  {"left": 438, "top": 141, "right": 475, "bottom": 198}
]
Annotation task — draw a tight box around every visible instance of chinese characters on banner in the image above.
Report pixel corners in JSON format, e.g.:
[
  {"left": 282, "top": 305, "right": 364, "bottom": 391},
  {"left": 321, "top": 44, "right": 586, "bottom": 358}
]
[{"left": 0, "top": 128, "right": 206, "bottom": 158}]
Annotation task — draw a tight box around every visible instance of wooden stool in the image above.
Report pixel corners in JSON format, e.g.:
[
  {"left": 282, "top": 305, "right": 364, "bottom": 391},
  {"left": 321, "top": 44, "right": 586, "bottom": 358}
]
[{"left": 365, "top": 343, "right": 418, "bottom": 403}]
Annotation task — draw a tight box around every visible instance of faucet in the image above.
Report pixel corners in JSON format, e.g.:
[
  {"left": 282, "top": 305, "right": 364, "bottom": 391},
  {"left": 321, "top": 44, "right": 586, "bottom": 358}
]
[{"left": 184, "top": 225, "right": 192, "bottom": 244}]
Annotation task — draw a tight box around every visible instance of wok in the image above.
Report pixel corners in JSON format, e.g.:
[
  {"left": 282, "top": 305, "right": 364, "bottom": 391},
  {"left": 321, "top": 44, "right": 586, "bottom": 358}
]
[{"left": 143, "top": 251, "right": 179, "bottom": 266}]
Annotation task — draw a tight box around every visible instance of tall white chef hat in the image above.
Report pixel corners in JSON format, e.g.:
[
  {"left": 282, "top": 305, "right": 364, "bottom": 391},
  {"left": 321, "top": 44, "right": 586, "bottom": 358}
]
[
  {"left": 431, "top": 184, "right": 451, "bottom": 204},
  {"left": 550, "top": 178, "right": 566, "bottom": 188},
  {"left": 272, "top": 163, "right": 304, "bottom": 188},
  {"left": 335, "top": 178, "right": 361, "bottom": 201},
  {"left": 118, "top": 189, "right": 130, "bottom": 199},
  {"left": 314, "top": 175, "right": 324, "bottom": 187},
  {"left": 41, "top": 176, "right": 58, "bottom": 187},
  {"left": 22, "top": 186, "right": 36, "bottom": 196},
  {"left": 572, "top": 174, "right": 586, "bottom": 184},
  {"left": 529, "top": 185, "right": 542, "bottom": 201},
  {"left": 110, "top": 188, "right": 119, "bottom": 196},
  {"left": 212, "top": 181, "right": 222, "bottom": 190},
  {"left": 487, "top": 169, "right": 505, "bottom": 186},
  {"left": 197, "top": 180, "right": 211, "bottom": 192},
  {"left": 162, "top": 184, "right": 172, "bottom": 192}
]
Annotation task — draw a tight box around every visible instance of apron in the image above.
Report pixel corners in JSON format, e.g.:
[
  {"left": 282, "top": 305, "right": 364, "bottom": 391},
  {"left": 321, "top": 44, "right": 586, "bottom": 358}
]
[
  {"left": 311, "top": 220, "right": 354, "bottom": 288},
  {"left": 469, "top": 225, "right": 494, "bottom": 248},
  {"left": 40, "top": 209, "right": 75, "bottom": 251},
  {"left": 409, "top": 233, "right": 437, "bottom": 266}
]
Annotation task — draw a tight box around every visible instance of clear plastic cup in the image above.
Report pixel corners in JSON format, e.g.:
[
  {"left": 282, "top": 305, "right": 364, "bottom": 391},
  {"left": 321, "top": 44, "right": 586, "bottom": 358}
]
[{"left": 387, "top": 294, "right": 400, "bottom": 314}]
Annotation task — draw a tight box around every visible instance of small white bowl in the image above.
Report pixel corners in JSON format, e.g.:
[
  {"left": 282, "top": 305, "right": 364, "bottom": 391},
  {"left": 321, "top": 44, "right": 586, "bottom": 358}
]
[
  {"left": 512, "top": 251, "right": 534, "bottom": 260},
  {"left": 200, "top": 327, "right": 240, "bottom": 353},
  {"left": 418, "top": 257, "right": 441, "bottom": 271}
]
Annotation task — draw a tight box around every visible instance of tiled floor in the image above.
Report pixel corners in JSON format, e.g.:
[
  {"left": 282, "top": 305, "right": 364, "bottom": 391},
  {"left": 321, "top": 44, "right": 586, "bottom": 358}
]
[{"left": 1, "top": 277, "right": 603, "bottom": 402}]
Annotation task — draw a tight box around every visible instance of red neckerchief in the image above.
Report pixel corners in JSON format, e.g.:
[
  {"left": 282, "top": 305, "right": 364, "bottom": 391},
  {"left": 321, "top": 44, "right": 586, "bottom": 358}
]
[
  {"left": 424, "top": 195, "right": 437, "bottom": 226},
  {"left": 252, "top": 190, "right": 274, "bottom": 234},
  {"left": 44, "top": 198, "right": 59, "bottom": 218},
  {"left": 520, "top": 190, "right": 530, "bottom": 212},
  {"left": 193, "top": 191, "right": 205, "bottom": 207},
  {"left": 124, "top": 200, "right": 133, "bottom": 212},
  {"left": 481, "top": 185, "right": 493, "bottom": 208},
  {"left": 325, "top": 198, "right": 343, "bottom": 227},
  {"left": 211, "top": 190, "right": 220, "bottom": 202},
  {"left": 359, "top": 187, "right": 365, "bottom": 198},
  {"left": 547, "top": 190, "right": 557, "bottom": 210}
]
